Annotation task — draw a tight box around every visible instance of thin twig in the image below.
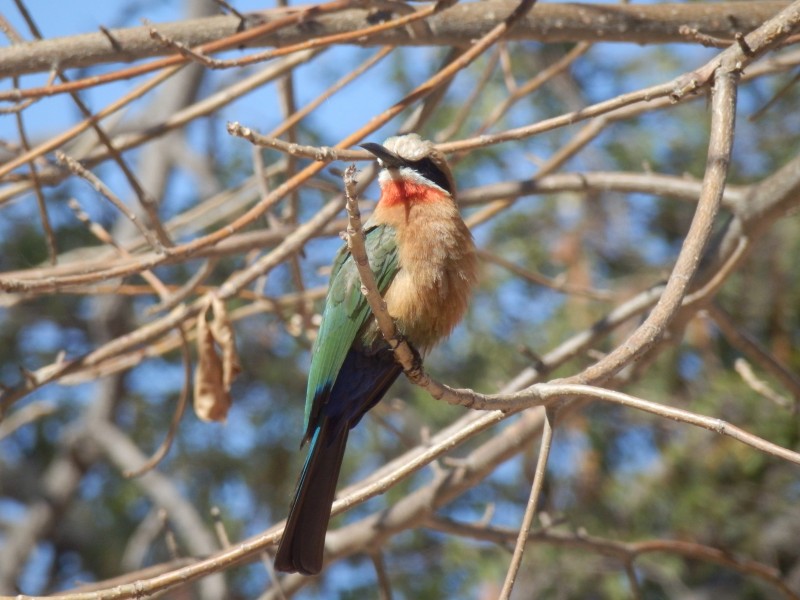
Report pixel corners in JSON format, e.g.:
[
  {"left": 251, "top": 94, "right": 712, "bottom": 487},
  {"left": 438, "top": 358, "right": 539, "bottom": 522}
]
[
  {"left": 122, "top": 328, "right": 191, "bottom": 478},
  {"left": 678, "top": 25, "right": 733, "bottom": 49},
  {"left": 476, "top": 41, "right": 592, "bottom": 136},
  {"left": 14, "top": 79, "right": 57, "bottom": 265},
  {"left": 499, "top": 408, "right": 555, "bottom": 599},
  {"left": 210, "top": 506, "right": 232, "bottom": 548},
  {"left": 708, "top": 303, "right": 800, "bottom": 403},
  {"left": 749, "top": 68, "right": 800, "bottom": 121},
  {"left": 146, "top": 259, "right": 218, "bottom": 315},
  {"left": 0, "top": 1, "right": 351, "bottom": 103},
  {"left": 0, "top": 64, "right": 184, "bottom": 181},
  {"left": 734, "top": 358, "right": 791, "bottom": 409},
  {"left": 150, "top": 0, "right": 442, "bottom": 71},
  {"left": 371, "top": 552, "right": 394, "bottom": 600},
  {"left": 437, "top": 47, "right": 502, "bottom": 141},
  {"left": 425, "top": 518, "right": 798, "bottom": 600},
  {"left": 58, "top": 152, "right": 164, "bottom": 253},
  {"left": 477, "top": 248, "right": 613, "bottom": 301},
  {"left": 228, "top": 125, "right": 368, "bottom": 162}
]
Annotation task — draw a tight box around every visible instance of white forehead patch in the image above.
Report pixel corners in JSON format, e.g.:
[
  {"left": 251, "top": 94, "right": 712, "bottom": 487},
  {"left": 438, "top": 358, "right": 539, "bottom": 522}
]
[{"left": 381, "top": 133, "right": 434, "bottom": 162}]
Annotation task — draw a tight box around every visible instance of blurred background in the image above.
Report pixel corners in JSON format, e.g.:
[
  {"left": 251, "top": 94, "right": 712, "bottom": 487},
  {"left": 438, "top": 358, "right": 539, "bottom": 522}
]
[{"left": 2, "top": 0, "right": 800, "bottom": 598}]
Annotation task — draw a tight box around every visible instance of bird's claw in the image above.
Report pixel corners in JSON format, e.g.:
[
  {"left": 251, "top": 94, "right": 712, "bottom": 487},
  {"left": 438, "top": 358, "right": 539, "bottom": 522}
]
[{"left": 393, "top": 333, "right": 423, "bottom": 372}]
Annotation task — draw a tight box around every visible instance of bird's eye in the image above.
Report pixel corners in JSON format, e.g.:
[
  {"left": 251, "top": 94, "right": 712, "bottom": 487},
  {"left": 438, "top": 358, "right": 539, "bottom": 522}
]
[{"left": 406, "top": 157, "right": 453, "bottom": 194}]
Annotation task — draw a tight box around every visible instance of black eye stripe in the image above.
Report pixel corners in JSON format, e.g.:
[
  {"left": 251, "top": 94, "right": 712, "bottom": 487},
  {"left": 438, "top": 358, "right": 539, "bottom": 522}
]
[{"left": 405, "top": 157, "right": 453, "bottom": 195}]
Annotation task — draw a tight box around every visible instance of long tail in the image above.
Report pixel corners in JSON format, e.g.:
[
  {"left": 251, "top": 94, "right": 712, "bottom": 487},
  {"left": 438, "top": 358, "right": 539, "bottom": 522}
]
[{"left": 274, "top": 419, "right": 348, "bottom": 575}]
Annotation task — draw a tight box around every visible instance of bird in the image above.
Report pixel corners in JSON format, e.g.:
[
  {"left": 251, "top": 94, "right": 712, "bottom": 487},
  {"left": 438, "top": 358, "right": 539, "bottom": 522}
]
[{"left": 274, "top": 133, "right": 477, "bottom": 575}]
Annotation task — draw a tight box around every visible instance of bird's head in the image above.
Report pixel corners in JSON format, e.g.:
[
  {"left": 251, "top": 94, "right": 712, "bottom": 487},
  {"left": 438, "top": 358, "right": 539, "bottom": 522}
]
[{"left": 361, "top": 134, "right": 456, "bottom": 206}]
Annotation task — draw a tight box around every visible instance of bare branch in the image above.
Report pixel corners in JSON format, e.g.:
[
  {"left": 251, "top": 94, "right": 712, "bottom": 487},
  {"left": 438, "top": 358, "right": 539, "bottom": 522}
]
[
  {"left": 0, "top": 2, "right": 789, "bottom": 78},
  {"left": 499, "top": 409, "right": 555, "bottom": 599}
]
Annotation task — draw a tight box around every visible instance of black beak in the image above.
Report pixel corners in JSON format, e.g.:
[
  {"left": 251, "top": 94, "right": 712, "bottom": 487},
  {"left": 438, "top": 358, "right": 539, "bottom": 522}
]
[{"left": 360, "top": 142, "right": 406, "bottom": 169}]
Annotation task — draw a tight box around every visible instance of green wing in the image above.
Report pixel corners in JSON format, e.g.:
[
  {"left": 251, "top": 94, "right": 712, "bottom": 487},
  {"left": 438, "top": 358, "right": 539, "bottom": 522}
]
[{"left": 303, "top": 224, "right": 400, "bottom": 436}]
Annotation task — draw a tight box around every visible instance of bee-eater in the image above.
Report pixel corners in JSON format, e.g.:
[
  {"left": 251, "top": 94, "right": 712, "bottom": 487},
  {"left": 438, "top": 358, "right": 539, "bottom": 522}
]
[{"left": 274, "top": 134, "right": 477, "bottom": 575}]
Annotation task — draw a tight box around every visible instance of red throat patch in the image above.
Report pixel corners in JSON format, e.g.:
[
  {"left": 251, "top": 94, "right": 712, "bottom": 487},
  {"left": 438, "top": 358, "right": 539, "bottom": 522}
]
[{"left": 379, "top": 180, "right": 446, "bottom": 207}]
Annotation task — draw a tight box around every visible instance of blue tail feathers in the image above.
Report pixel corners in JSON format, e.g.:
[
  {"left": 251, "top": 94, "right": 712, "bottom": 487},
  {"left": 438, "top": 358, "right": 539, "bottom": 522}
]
[
  {"left": 274, "top": 420, "right": 348, "bottom": 575},
  {"left": 274, "top": 347, "right": 402, "bottom": 574}
]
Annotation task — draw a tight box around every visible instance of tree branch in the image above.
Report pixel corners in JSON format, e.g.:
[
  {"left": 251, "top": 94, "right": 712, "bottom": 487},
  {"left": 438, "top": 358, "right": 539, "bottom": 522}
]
[{"left": 0, "top": 2, "right": 789, "bottom": 78}]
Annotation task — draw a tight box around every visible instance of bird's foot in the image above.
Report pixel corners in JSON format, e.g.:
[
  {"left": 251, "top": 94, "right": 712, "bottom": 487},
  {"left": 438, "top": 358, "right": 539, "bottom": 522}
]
[{"left": 392, "top": 333, "right": 424, "bottom": 373}]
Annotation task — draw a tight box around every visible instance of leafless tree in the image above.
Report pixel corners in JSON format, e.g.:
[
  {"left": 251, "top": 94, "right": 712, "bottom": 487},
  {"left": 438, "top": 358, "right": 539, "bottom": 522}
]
[{"left": 2, "top": 1, "right": 800, "bottom": 598}]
